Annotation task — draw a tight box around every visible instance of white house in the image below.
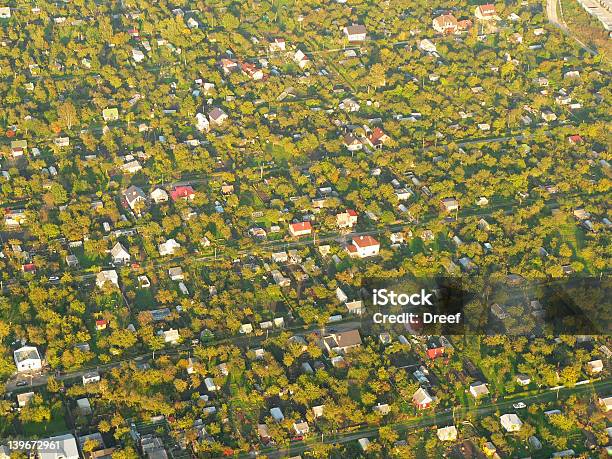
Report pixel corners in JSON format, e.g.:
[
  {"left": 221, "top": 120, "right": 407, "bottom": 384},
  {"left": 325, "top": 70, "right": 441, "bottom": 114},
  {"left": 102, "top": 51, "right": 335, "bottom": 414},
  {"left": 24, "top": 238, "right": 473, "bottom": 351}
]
[
  {"left": 587, "top": 359, "right": 604, "bottom": 373},
  {"left": 469, "top": 381, "right": 490, "bottom": 398},
  {"left": 0, "top": 6, "right": 11, "bottom": 18},
  {"left": 96, "top": 270, "right": 119, "bottom": 289},
  {"left": 124, "top": 185, "right": 146, "bottom": 211},
  {"left": 150, "top": 188, "right": 169, "bottom": 203},
  {"left": 17, "top": 392, "right": 35, "bottom": 407},
  {"left": 195, "top": 113, "right": 210, "bottom": 132},
  {"left": 293, "top": 420, "right": 309, "bottom": 436},
  {"left": 14, "top": 346, "right": 42, "bottom": 372},
  {"left": 347, "top": 235, "right": 380, "bottom": 258},
  {"left": 159, "top": 239, "right": 181, "bottom": 256},
  {"left": 82, "top": 371, "right": 101, "bottom": 385},
  {"left": 294, "top": 49, "right": 309, "bottom": 69},
  {"left": 110, "top": 242, "right": 130, "bottom": 265},
  {"left": 204, "top": 377, "right": 219, "bottom": 392},
  {"left": 343, "top": 24, "right": 367, "bottom": 42},
  {"left": 161, "top": 328, "right": 180, "bottom": 344},
  {"left": 269, "top": 38, "right": 286, "bottom": 52},
  {"left": 437, "top": 425, "right": 458, "bottom": 442},
  {"left": 500, "top": 413, "right": 523, "bottom": 432},
  {"left": 132, "top": 48, "right": 145, "bottom": 62}
]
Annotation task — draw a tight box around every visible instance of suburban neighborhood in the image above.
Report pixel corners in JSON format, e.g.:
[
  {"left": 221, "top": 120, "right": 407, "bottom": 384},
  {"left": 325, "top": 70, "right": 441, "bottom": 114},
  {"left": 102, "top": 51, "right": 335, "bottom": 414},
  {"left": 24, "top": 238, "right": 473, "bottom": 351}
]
[{"left": 0, "top": 0, "right": 610, "bottom": 458}]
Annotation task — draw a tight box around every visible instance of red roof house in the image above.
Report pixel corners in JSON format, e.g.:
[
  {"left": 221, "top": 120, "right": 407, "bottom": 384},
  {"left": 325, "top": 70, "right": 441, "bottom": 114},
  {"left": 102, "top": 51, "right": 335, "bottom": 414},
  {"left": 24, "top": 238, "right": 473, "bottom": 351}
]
[
  {"left": 289, "top": 221, "right": 313, "bottom": 237},
  {"left": 170, "top": 186, "right": 195, "bottom": 201}
]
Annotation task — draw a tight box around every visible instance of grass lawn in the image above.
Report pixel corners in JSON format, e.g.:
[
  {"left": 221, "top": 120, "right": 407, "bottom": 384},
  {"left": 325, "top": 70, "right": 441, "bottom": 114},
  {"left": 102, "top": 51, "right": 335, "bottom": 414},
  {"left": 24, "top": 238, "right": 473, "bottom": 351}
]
[{"left": 20, "top": 402, "right": 67, "bottom": 437}]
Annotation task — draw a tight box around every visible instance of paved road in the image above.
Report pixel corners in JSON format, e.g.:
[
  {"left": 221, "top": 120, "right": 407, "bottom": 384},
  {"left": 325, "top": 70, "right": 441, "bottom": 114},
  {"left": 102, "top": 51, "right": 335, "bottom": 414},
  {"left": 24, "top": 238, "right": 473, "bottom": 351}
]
[
  {"left": 4, "top": 320, "right": 361, "bottom": 392},
  {"left": 245, "top": 379, "right": 612, "bottom": 459},
  {"left": 546, "top": 0, "right": 598, "bottom": 56}
]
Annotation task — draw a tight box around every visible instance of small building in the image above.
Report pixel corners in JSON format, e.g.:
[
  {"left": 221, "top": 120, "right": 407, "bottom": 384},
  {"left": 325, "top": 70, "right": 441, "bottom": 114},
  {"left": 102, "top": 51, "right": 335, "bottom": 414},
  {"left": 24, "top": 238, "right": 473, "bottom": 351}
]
[
  {"left": 150, "top": 188, "right": 169, "bottom": 203},
  {"left": 195, "top": 113, "right": 210, "bottom": 132},
  {"left": 346, "top": 300, "right": 365, "bottom": 315},
  {"left": 437, "top": 425, "right": 458, "bottom": 442},
  {"left": 323, "top": 329, "right": 362, "bottom": 354},
  {"left": 469, "top": 381, "right": 490, "bottom": 398},
  {"left": 343, "top": 24, "right": 367, "bottom": 42},
  {"left": 170, "top": 186, "right": 195, "bottom": 201},
  {"left": 66, "top": 254, "right": 79, "bottom": 267},
  {"left": 82, "top": 372, "right": 101, "bottom": 385},
  {"left": 168, "top": 267, "right": 184, "bottom": 281},
  {"left": 0, "top": 6, "right": 10, "bottom": 18},
  {"left": 600, "top": 396, "right": 612, "bottom": 412},
  {"left": 365, "top": 127, "right": 390, "bottom": 149},
  {"left": 293, "top": 420, "right": 309, "bottom": 436},
  {"left": 102, "top": 108, "right": 119, "bottom": 122},
  {"left": 289, "top": 221, "right": 312, "bottom": 237},
  {"left": 38, "top": 434, "right": 79, "bottom": 459},
  {"left": 336, "top": 210, "right": 358, "bottom": 229},
  {"left": 204, "top": 377, "right": 219, "bottom": 392},
  {"left": 258, "top": 424, "right": 270, "bottom": 442},
  {"left": 343, "top": 133, "right": 363, "bottom": 151},
  {"left": 294, "top": 49, "right": 309, "bottom": 69},
  {"left": 516, "top": 374, "right": 531, "bottom": 386},
  {"left": 96, "top": 270, "right": 119, "bottom": 289},
  {"left": 76, "top": 398, "right": 92, "bottom": 415},
  {"left": 358, "top": 438, "right": 370, "bottom": 452},
  {"left": 412, "top": 387, "right": 434, "bottom": 410},
  {"left": 124, "top": 185, "right": 146, "bottom": 211},
  {"left": 110, "top": 242, "right": 130, "bottom": 265},
  {"left": 475, "top": 4, "right": 497, "bottom": 20},
  {"left": 269, "top": 38, "right": 286, "bottom": 52},
  {"left": 587, "top": 359, "right": 604, "bottom": 373},
  {"left": 160, "top": 328, "right": 180, "bottom": 344},
  {"left": 159, "top": 239, "right": 181, "bottom": 256},
  {"left": 270, "top": 407, "right": 284, "bottom": 421},
  {"left": 208, "top": 107, "right": 228, "bottom": 126},
  {"left": 14, "top": 345, "right": 42, "bottom": 372},
  {"left": 17, "top": 391, "right": 35, "bottom": 407},
  {"left": 441, "top": 197, "right": 459, "bottom": 212},
  {"left": 347, "top": 235, "right": 380, "bottom": 258},
  {"left": 500, "top": 413, "right": 523, "bottom": 432}
]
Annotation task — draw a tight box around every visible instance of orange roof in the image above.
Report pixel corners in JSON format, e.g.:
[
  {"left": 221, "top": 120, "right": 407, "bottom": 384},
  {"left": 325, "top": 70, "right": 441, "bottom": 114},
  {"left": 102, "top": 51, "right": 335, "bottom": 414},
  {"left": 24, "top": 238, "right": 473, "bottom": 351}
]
[
  {"left": 352, "top": 235, "right": 379, "bottom": 248},
  {"left": 290, "top": 221, "right": 312, "bottom": 232}
]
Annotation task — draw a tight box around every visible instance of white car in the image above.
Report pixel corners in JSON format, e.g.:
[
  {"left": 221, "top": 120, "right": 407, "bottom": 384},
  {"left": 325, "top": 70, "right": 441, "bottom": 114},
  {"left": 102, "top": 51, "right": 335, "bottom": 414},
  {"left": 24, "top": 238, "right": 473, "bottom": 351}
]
[{"left": 512, "top": 402, "right": 527, "bottom": 409}]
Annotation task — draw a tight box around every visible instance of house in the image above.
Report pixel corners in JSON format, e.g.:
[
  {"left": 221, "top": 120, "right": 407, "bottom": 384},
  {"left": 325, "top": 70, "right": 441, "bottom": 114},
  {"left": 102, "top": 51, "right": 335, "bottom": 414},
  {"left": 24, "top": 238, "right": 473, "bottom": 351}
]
[
  {"left": 289, "top": 221, "right": 312, "bottom": 237},
  {"left": 124, "top": 185, "right": 146, "bottom": 211},
  {"left": 294, "top": 49, "right": 309, "bottom": 69},
  {"left": 323, "top": 329, "right": 362, "bottom": 354},
  {"left": 96, "top": 270, "right": 119, "bottom": 289},
  {"left": 168, "top": 267, "right": 184, "bottom": 281},
  {"left": 17, "top": 392, "right": 35, "bottom": 407},
  {"left": 170, "top": 185, "right": 195, "bottom": 201},
  {"left": 365, "top": 127, "right": 390, "bottom": 149},
  {"left": 568, "top": 134, "right": 584, "bottom": 144},
  {"left": 14, "top": 346, "right": 42, "bottom": 372},
  {"left": 441, "top": 197, "right": 459, "bottom": 212},
  {"left": 160, "top": 328, "right": 180, "bottom": 344},
  {"left": 340, "top": 98, "right": 360, "bottom": 112},
  {"left": 412, "top": 387, "right": 434, "bottom": 410},
  {"left": 66, "top": 254, "right": 79, "bottom": 267},
  {"left": 312, "top": 405, "right": 325, "bottom": 418},
  {"left": 221, "top": 183, "right": 234, "bottom": 194},
  {"left": 5, "top": 208, "right": 27, "bottom": 227},
  {"left": 102, "top": 108, "right": 119, "bottom": 121},
  {"left": 195, "top": 113, "right": 210, "bottom": 132},
  {"left": 432, "top": 14, "right": 472, "bottom": 34},
  {"left": 426, "top": 342, "right": 445, "bottom": 360},
  {"left": 516, "top": 374, "right": 531, "bottom": 386},
  {"left": 204, "top": 377, "right": 219, "bottom": 391},
  {"left": 437, "top": 426, "right": 458, "bottom": 442},
  {"left": 500, "top": 413, "right": 523, "bottom": 432},
  {"left": 347, "top": 235, "right": 380, "bottom": 258},
  {"left": 10, "top": 139, "right": 27, "bottom": 156},
  {"left": 469, "top": 381, "right": 490, "bottom": 398},
  {"left": 258, "top": 424, "right": 271, "bottom": 442},
  {"left": 269, "top": 37, "right": 286, "bottom": 52},
  {"left": 587, "top": 359, "right": 604, "bottom": 373},
  {"left": 373, "top": 403, "right": 391, "bottom": 415},
  {"left": 95, "top": 319, "right": 108, "bottom": 331},
  {"left": 82, "top": 372, "right": 101, "bottom": 385},
  {"left": 159, "top": 239, "right": 181, "bottom": 256},
  {"left": 293, "top": 421, "right": 309, "bottom": 436},
  {"left": 395, "top": 188, "right": 413, "bottom": 201},
  {"left": 219, "top": 58, "right": 238, "bottom": 74},
  {"left": 343, "top": 133, "right": 363, "bottom": 151},
  {"left": 208, "top": 107, "right": 228, "bottom": 126},
  {"left": 150, "top": 188, "right": 169, "bottom": 203},
  {"left": 120, "top": 160, "right": 142, "bottom": 174},
  {"left": 358, "top": 438, "right": 371, "bottom": 452},
  {"left": 110, "top": 242, "right": 130, "bottom": 265},
  {"left": 475, "top": 4, "right": 497, "bottom": 20},
  {"left": 599, "top": 396, "right": 612, "bottom": 412},
  {"left": 541, "top": 110, "right": 557, "bottom": 122},
  {"left": 343, "top": 24, "right": 367, "bottom": 42},
  {"left": 270, "top": 407, "right": 284, "bottom": 421},
  {"left": 241, "top": 62, "right": 264, "bottom": 80},
  {"left": 0, "top": 6, "right": 10, "bottom": 18},
  {"left": 336, "top": 210, "right": 358, "bottom": 229},
  {"left": 346, "top": 300, "right": 365, "bottom": 315},
  {"left": 38, "top": 434, "right": 79, "bottom": 459},
  {"left": 132, "top": 48, "right": 145, "bottom": 62}
]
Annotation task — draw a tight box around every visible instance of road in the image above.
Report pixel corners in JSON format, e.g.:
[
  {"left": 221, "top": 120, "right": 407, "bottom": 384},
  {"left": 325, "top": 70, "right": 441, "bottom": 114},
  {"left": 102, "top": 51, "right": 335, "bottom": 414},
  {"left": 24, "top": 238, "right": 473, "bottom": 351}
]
[
  {"left": 244, "top": 379, "right": 612, "bottom": 459},
  {"left": 4, "top": 320, "right": 361, "bottom": 392},
  {"left": 546, "top": 0, "right": 598, "bottom": 56}
]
